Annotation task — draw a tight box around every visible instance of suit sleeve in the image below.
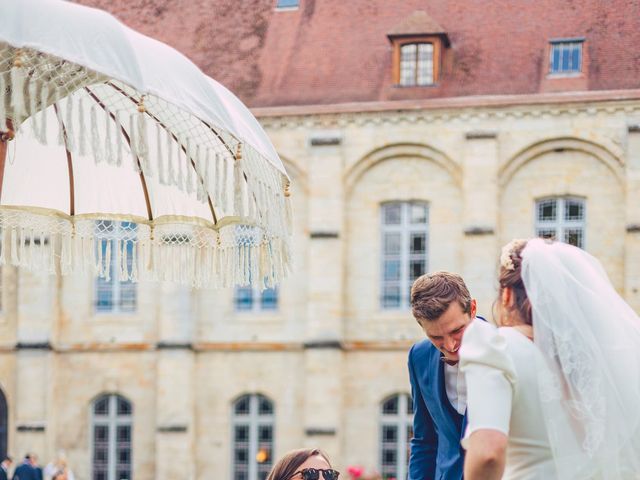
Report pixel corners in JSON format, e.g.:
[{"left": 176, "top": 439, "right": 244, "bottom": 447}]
[{"left": 408, "top": 345, "right": 438, "bottom": 480}]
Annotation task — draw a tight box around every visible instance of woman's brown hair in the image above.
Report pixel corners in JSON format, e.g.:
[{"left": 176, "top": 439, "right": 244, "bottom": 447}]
[
  {"left": 499, "top": 240, "right": 533, "bottom": 325},
  {"left": 266, "top": 448, "right": 331, "bottom": 480}
]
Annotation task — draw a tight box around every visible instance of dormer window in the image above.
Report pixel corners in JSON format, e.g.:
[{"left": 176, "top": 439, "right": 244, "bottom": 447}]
[
  {"left": 549, "top": 38, "right": 584, "bottom": 75},
  {"left": 276, "top": 0, "right": 299, "bottom": 9},
  {"left": 388, "top": 11, "right": 449, "bottom": 87},
  {"left": 400, "top": 42, "right": 434, "bottom": 86}
]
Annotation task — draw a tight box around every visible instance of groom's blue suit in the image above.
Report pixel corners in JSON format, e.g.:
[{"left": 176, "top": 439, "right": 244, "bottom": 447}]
[{"left": 408, "top": 338, "right": 467, "bottom": 480}]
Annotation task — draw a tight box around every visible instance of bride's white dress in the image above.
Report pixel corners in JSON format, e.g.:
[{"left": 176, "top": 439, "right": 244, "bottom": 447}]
[{"left": 460, "top": 319, "right": 556, "bottom": 479}]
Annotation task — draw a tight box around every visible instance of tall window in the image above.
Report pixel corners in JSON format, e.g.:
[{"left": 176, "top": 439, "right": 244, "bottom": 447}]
[
  {"left": 400, "top": 43, "right": 434, "bottom": 86},
  {"left": 380, "top": 393, "right": 413, "bottom": 480},
  {"left": 549, "top": 40, "right": 583, "bottom": 75},
  {"left": 381, "top": 202, "right": 429, "bottom": 309},
  {"left": 232, "top": 394, "right": 274, "bottom": 480},
  {"left": 235, "top": 287, "right": 278, "bottom": 312},
  {"left": 535, "top": 197, "right": 586, "bottom": 248},
  {"left": 91, "top": 394, "right": 132, "bottom": 480},
  {"left": 95, "top": 221, "right": 137, "bottom": 313}
]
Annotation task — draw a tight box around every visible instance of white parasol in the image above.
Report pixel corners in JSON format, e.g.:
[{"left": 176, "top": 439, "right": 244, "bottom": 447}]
[{"left": 0, "top": 0, "right": 292, "bottom": 288}]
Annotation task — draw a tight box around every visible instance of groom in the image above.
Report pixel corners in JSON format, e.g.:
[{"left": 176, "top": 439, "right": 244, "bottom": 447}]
[{"left": 408, "top": 271, "right": 478, "bottom": 480}]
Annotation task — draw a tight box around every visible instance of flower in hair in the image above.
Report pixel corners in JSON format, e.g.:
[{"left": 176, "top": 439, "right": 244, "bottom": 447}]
[{"left": 500, "top": 239, "right": 527, "bottom": 271}]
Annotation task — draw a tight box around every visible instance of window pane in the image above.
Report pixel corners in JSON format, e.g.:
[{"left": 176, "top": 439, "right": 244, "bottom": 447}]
[
  {"left": 384, "top": 233, "right": 401, "bottom": 255},
  {"left": 258, "top": 396, "right": 273, "bottom": 415},
  {"left": 564, "top": 228, "right": 584, "bottom": 248},
  {"left": 407, "top": 395, "right": 414, "bottom": 414},
  {"left": 410, "top": 259, "right": 426, "bottom": 281},
  {"left": 382, "top": 396, "right": 399, "bottom": 414},
  {"left": 537, "top": 228, "right": 557, "bottom": 240},
  {"left": 561, "top": 45, "right": 571, "bottom": 71},
  {"left": 234, "top": 396, "right": 250, "bottom": 415},
  {"left": 416, "top": 43, "right": 434, "bottom": 85},
  {"left": 410, "top": 233, "right": 426, "bottom": 254},
  {"left": 382, "top": 286, "right": 401, "bottom": 308},
  {"left": 410, "top": 203, "right": 428, "bottom": 224},
  {"left": 384, "top": 260, "right": 401, "bottom": 281},
  {"left": 94, "top": 397, "right": 110, "bottom": 415},
  {"left": 537, "top": 200, "right": 557, "bottom": 222},
  {"left": 382, "top": 425, "right": 398, "bottom": 442},
  {"left": 383, "top": 204, "right": 402, "bottom": 225},
  {"left": 235, "top": 287, "right": 254, "bottom": 311},
  {"left": 260, "top": 288, "right": 278, "bottom": 310},
  {"left": 565, "top": 200, "right": 584, "bottom": 221},
  {"left": 117, "top": 397, "right": 132, "bottom": 415},
  {"left": 400, "top": 44, "right": 417, "bottom": 86},
  {"left": 277, "top": 0, "right": 298, "bottom": 7},
  {"left": 117, "top": 426, "right": 131, "bottom": 443}
]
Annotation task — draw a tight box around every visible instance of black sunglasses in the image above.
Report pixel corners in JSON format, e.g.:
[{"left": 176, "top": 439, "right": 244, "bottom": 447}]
[{"left": 292, "top": 468, "right": 340, "bottom": 480}]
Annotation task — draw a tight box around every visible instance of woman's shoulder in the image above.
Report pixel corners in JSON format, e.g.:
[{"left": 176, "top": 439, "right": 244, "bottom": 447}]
[{"left": 460, "top": 320, "right": 516, "bottom": 380}]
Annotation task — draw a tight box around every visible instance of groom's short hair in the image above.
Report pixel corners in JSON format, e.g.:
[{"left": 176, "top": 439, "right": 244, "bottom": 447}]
[{"left": 411, "top": 271, "right": 472, "bottom": 323}]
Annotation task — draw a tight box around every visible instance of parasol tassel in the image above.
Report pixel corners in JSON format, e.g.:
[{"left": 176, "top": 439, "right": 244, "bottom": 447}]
[
  {"left": 234, "top": 145, "right": 246, "bottom": 217},
  {"left": 104, "top": 109, "right": 113, "bottom": 164},
  {"left": 28, "top": 80, "right": 39, "bottom": 137},
  {"left": 131, "top": 242, "right": 138, "bottom": 282},
  {"left": 90, "top": 104, "right": 103, "bottom": 163},
  {"left": 54, "top": 89, "right": 64, "bottom": 145},
  {"left": 129, "top": 114, "right": 140, "bottom": 173},
  {"left": 10, "top": 57, "right": 26, "bottom": 126},
  {"left": 0, "top": 75, "right": 6, "bottom": 132},
  {"left": 64, "top": 94, "right": 75, "bottom": 151},
  {"left": 96, "top": 239, "right": 104, "bottom": 278},
  {"left": 78, "top": 97, "right": 87, "bottom": 155},
  {"left": 195, "top": 145, "right": 203, "bottom": 201},
  {"left": 217, "top": 152, "right": 226, "bottom": 214},
  {"left": 176, "top": 143, "right": 185, "bottom": 191},
  {"left": 104, "top": 240, "right": 111, "bottom": 282},
  {"left": 166, "top": 129, "right": 175, "bottom": 185},
  {"left": 185, "top": 138, "right": 194, "bottom": 194},
  {"left": 156, "top": 123, "right": 165, "bottom": 185},
  {"left": 136, "top": 101, "right": 150, "bottom": 174},
  {"left": 115, "top": 111, "right": 123, "bottom": 167},
  {"left": 38, "top": 83, "right": 49, "bottom": 143},
  {"left": 10, "top": 229, "right": 19, "bottom": 266}
]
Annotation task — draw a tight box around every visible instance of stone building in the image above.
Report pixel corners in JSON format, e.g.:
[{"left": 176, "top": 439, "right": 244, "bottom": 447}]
[{"left": 1, "top": 0, "right": 640, "bottom": 479}]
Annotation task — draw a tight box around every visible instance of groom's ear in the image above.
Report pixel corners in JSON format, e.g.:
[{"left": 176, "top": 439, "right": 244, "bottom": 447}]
[
  {"left": 470, "top": 298, "right": 477, "bottom": 318},
  {"left": 501, "top": 287, "right": 513, "bottom": 308}
]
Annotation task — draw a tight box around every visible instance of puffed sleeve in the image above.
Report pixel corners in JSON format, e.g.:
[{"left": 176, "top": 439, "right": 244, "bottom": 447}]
[{"left": 459, "top": 320, "right": 517, "bottom": 448}]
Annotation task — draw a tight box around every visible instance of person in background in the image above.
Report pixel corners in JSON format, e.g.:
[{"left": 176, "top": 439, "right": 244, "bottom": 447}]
[
  {"left": 12, "top": 454, "right": 35, "bottom": 480},
  {"left": 0, "top": 456, "right": 12, "bottom": 480},
  {"left": 44, "top": 452, "right": 74, "bottom": 480},
  {"left": 266, "top": 448, "right": 339, "bottom": 480}
]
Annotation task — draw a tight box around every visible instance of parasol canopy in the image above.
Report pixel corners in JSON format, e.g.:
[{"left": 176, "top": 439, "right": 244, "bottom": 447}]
[{"left": 0, "top": 0, "right": 292, "bottom": 288}]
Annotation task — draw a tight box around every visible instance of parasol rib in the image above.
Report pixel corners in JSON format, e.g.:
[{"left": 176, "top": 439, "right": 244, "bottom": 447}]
[
  {"left": 85, "top": 86, "right": 154, "bottom": 222},
  {"left": 53, "top": 104, "right": 75, "bottom": 216},
  {"left": 105, "top": 82, "right": 219, "bottom": 224}
]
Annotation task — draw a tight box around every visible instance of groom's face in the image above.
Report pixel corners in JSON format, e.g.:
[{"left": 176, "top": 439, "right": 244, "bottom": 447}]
[{"left": 421, "top": 299, "right": 476, "bottom": 364}]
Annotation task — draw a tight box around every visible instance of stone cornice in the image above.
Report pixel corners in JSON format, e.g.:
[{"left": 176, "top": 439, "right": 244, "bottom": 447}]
[{"left": 254, "top": 89, "right": 640, "bottom": 130}]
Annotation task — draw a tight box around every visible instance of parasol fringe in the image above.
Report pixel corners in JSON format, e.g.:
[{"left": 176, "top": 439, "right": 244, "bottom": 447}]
[
  {"left": 54, "top": 89, "right": 64, "bottom": 145},
  {"left": 104, "top": 240, "right": 111, "bottom": 282},
  {"left": 104, "top": 106, "right": 113, "bottom": 164},
  {"left": 115, "top": 111, "right": 124, "bottom": 167},
  {"left": 90, "top": 104, "right": 102, "bottom": 164},
  {"left": 186, "top": 138, "right": 194, "bottom": 194},
  {"left": 78, "top": 97, "right": 87, "bottom": 156},
  {"left": 156, "top": 123, "right": 165, "bottom": 185},
  {"left": 0, "top": 74, "right": 6, "bottom": 132},
  {"left": 129, "top": 114, "right": 140, "bottom": 173},
  {"left": 28, "top": 80, "right": 39, "bottom": 137},
  {"left": 166, "top": 129, "right": 175, "bottom": 185},
  {"left": 136, "top": 110, "right": 149, "bottom": 175},
  {"left": 176, "top": 141, "right": 184, "bottom": 191},
  {"left": 38, "top": 83, "right": 49, "bottom": 144},
  {"left": 64, "top": 94, "right": 75, "bottom": 151},
  {"left": 195, "top": 145, "right": 203, "bottom": 201},
  {"left": 10, "top": 62, "right": 26, "bottom": 126}
]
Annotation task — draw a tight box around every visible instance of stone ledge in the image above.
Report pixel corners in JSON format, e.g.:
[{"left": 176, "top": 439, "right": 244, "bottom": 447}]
[
  {"left": 17, "top": 423, "right": 45, "bottom": 433},
  {"left": 303, "top": 340, "right": 343, "bottom": 350},
  {"left": 15, "top": 342, "right": 52, "bottom": 350},
  {"left": 156, "top": 342, "right": 194, "bottom": 351},
  {"left": 465, "top": 130, "right": 497, "bottom": 140},
  {"left": 627, "top": 224, "right": 640, "bottom": 233}
]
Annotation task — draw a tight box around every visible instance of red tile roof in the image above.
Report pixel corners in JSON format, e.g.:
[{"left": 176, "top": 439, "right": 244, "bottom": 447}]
[{"left": 75, "top": 0, "right": 640, "bottom": 108}]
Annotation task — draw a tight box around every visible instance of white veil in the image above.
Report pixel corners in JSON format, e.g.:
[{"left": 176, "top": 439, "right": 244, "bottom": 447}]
[{"left": 521, "top": 239, "right": 640, "bottom": 479}]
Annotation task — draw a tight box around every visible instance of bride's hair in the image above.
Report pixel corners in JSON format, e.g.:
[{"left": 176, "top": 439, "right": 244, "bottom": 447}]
[{"left": 499, "top": 240, "right": 532, "bottom": 325}]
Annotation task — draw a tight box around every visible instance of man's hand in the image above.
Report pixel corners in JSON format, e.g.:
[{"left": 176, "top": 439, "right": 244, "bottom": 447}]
[{"left": 464, "top": 429, "right": 507, "bottom": 480}]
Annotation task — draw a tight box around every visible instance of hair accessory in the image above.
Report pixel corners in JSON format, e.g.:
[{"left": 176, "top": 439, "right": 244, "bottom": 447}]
[{"left": 500, "top": 239, "right": 527, "bottom": 271}]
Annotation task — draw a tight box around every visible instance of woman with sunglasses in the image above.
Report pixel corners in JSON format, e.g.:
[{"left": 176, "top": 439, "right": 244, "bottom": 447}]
[{"left": 266, "top": 448, "right": 340, "bottom": 480}]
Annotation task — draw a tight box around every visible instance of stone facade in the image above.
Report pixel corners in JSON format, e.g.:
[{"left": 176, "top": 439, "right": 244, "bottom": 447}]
[{"left": 1, "top": 90, "right": 639, "bottom": 479}]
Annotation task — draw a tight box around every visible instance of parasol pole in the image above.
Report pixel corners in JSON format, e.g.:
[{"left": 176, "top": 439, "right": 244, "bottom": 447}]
[{"left": 0, "top": 119, "right": 15, "bottom": 203}]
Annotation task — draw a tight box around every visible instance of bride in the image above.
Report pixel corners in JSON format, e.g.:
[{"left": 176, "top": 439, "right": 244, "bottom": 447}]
[{"left": 459, "top": 238, "right": 640, "bottom": 479}]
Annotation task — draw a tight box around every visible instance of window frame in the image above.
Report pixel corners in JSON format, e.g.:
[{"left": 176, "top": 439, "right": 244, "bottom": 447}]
[
  {"left": 231, "top": 393, "right": 275, "bottom": 480},
  {"left": 548, "top": 38, "right": 584, "bottom": 76},
  {"left": 90, "top": 393, "right": 133, "bottom": 480},
  {"left": 380, "top": 201, "right": 429, "bottom": 311},
  {"left": 534, "top": 196, "right": 586, "bottom": 248},
  {"left": 275, "top": 0, "right": 299, "bottom": 10},
  {"left": 391, "top": 36, "right": 442, "bottom": 86},
  {"left": 94, "top": 221, "right": 138, "bottom": 315},
  {"left": 379, "top": 393, "right": 413, "bottom": 480}
]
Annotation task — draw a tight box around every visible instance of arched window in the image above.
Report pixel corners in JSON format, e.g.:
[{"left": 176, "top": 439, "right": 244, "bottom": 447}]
[
  {"left": 535, "top": 197, "right": 586, "bottom": 248},
  {"left": 380, "top": 393, "right": 413, "bottom": 480},
  {"left": 381, "top": 201, "right": 429, "bottom": 309},
  {"left": 400, "top": 43, "right": 434, "bottom": 86},
  {"left": 91, "top": 394, "right": 133, "bottom": 480},
  {"left": 232, "top": 394, "right": 275, "bottom": 480}
]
